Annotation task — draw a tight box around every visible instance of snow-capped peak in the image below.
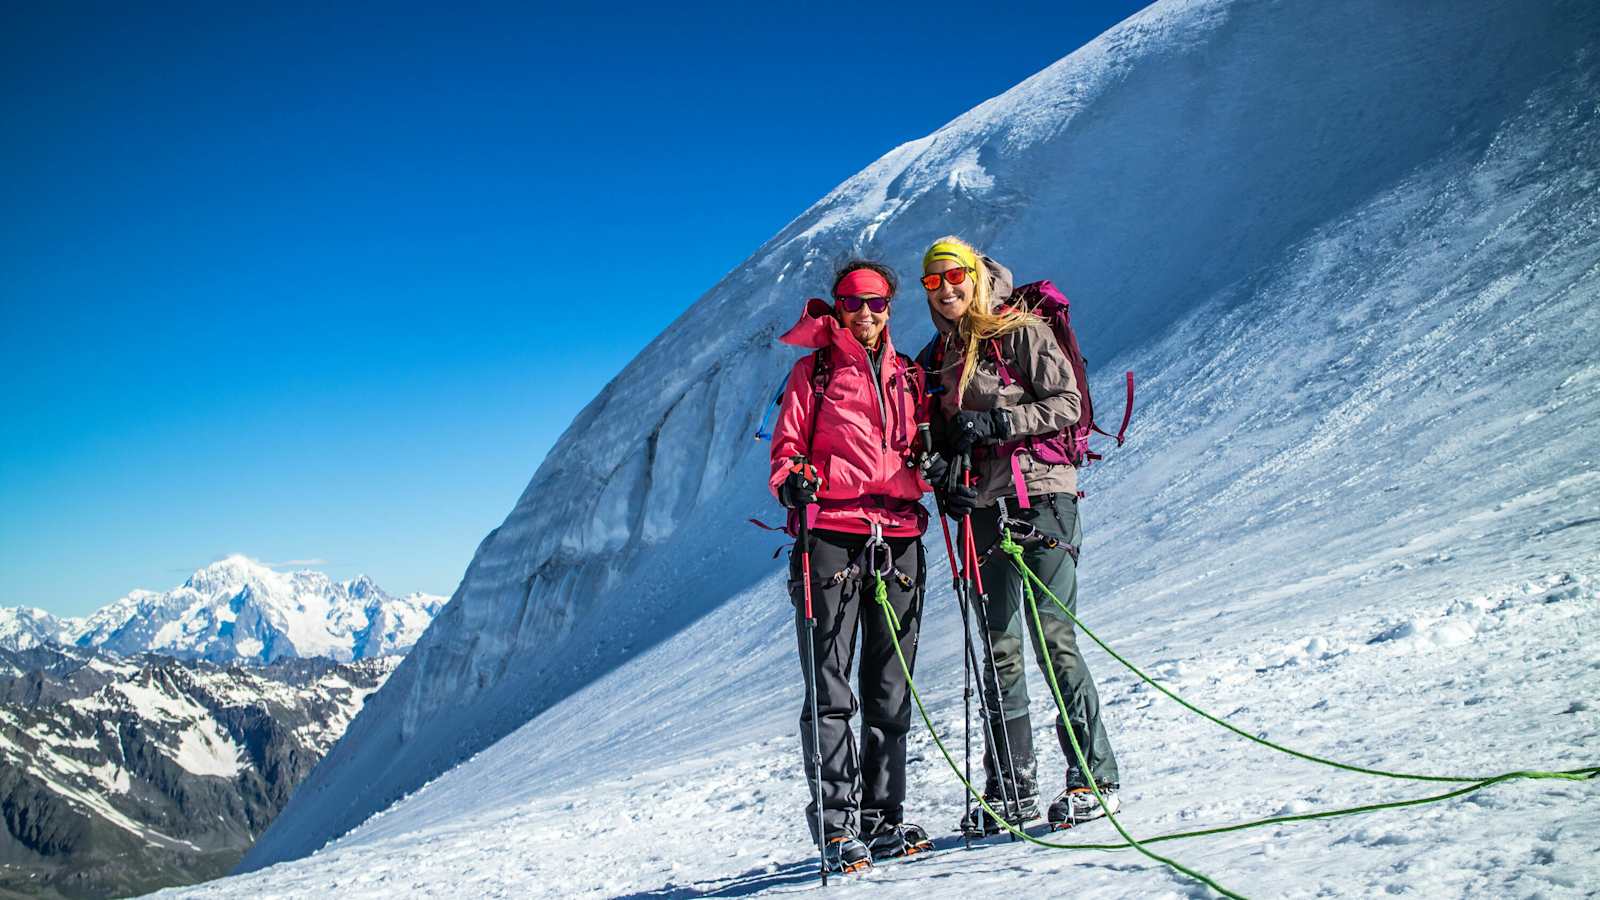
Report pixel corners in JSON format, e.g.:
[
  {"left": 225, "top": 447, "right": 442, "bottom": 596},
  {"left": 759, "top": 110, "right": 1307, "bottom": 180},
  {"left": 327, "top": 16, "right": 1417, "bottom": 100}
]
[
  {"left": 182, "top": 554, "right": 280, "bottom": 594},
  {"left": 0, "top": 606, "right": 72, "bottom": 652},
  {"left": 2, "top": 559, "right": 447, "bottom": 666}
]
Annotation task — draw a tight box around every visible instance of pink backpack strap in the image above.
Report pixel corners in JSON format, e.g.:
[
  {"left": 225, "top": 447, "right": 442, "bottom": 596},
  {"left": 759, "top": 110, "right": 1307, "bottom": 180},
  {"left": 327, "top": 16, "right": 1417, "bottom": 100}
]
[
  {"left": 1009, "top": 445, "right": 1031, "bottom": 509},
  {"left": 1115, "top": 370, "right": 1134, "bottom": 445},
  {"left": 1090, "top": 370, "right": 1135, "bottom": 447},
  {"left": 989, "top": 338, "right": 1016, "bottom": 386}
]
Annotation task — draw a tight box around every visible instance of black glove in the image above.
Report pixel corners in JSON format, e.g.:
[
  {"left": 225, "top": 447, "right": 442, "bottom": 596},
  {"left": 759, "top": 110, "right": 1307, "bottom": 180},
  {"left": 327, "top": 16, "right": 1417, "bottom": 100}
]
[
  {"left": 951, "top": 408, "right": 1012, "bottom": 453},
  {"left": 778, "top": 465, "right": 820, "bottom": 508},
  {"left": 943, "top": 483, "right": 980, "bottom": 519},
  {"left": 919, "top": 452, "right": 951, "bottom": 488}
]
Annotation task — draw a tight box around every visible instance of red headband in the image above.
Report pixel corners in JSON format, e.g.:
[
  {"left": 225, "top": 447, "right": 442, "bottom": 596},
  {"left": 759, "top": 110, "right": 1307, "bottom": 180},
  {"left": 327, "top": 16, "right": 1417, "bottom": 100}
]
[{"left": 833, "top": 268, "right": 892, "bottom": 299}]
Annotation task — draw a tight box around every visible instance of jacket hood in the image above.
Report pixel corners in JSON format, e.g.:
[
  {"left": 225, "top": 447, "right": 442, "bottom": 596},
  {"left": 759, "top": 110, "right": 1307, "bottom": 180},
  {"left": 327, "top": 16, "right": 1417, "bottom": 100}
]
[
  {"left": 777, "top": 297, "right": 839, "bottom": 349},
  {"left": 930, "top": 255, "right": 1016, "bottom": 335},
  {"left": 778, "top": 297, "right": 899, "bottom": 360}
]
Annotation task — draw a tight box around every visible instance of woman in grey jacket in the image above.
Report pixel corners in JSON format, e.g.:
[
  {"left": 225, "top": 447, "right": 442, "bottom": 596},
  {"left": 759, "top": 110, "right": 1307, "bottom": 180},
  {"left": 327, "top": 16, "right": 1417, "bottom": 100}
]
[{"left": 917, "top": 235, "right": 1121, "bottom": 836}]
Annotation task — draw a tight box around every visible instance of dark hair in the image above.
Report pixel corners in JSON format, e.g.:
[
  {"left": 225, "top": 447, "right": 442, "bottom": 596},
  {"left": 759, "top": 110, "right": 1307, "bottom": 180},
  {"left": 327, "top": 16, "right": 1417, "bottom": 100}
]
[{"left": 831, "top": 259, "right": 898, "bottom": 299}]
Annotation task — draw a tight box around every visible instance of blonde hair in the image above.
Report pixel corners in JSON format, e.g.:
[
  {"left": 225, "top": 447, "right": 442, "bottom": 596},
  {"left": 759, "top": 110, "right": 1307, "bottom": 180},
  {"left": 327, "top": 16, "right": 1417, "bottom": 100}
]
[{"left": 925, "top": 235, "right": 1038, "bottom": 401}]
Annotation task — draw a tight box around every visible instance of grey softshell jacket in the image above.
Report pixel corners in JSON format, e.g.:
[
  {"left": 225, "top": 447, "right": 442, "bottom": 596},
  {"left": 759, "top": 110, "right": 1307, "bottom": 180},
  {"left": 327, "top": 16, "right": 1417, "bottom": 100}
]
[{"left": 928, "top": 258, "right": 1082, "bottom": 505}]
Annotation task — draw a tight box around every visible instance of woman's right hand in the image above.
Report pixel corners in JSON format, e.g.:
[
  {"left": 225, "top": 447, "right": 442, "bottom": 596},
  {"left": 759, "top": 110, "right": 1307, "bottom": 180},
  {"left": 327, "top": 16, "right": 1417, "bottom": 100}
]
[
  {"left": 779, "top": 467, "right": 821, "bottom": 508},
  {"left": 942, "top": 483, "right": 980, "bottom": 519}
]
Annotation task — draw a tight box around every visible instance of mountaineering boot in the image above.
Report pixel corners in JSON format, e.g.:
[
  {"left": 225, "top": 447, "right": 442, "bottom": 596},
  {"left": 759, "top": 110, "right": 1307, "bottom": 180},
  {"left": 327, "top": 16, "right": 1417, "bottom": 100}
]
[
  {"left": 958, "top": 794, "right": 1040, "bottom": 837},
  {"left": 959, "top": 714, "right": 1039, "bottom": 836},
  {"left": 823, "top": 835, "right": 873, "bottom": 874},
  {"left": 865, "top": 822, "right": 933, "bottom": 860},
  {"left": 1048, "top": 784, "right": 1121, "bottom": 830},
  {"left": 996, "top": 713, "right": 1040, "bottom": 799}
]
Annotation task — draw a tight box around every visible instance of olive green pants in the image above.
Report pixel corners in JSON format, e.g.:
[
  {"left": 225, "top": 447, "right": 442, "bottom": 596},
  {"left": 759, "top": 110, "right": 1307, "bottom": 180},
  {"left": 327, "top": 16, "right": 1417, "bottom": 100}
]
[{"left": 968, "top": 493, "right": 1119, "bottom": 792}]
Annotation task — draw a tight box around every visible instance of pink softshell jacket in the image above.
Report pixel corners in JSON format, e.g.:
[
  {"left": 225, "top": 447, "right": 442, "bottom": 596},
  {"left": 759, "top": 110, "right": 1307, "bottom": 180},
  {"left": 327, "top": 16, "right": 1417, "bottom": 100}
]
[{"left": 768, "top": 299, "right": 931, "bottom": 537}]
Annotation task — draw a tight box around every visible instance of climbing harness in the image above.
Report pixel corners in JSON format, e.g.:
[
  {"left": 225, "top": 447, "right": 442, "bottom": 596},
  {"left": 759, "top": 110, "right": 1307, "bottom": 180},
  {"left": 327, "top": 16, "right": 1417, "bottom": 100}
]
[{"left": 826, "top": 522, "right": 913, "bottom": 591}]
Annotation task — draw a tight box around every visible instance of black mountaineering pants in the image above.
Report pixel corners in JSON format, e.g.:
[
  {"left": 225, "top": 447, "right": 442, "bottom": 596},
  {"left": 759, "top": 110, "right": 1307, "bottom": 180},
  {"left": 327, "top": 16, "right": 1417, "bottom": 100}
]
[{"left": 790, "top": 528, "right": 925, "bottom": 842}]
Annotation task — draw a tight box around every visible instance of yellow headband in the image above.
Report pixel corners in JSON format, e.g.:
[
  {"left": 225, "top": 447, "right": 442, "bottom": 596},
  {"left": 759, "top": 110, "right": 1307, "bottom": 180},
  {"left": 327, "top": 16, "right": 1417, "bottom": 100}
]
[{"left": 923, "top": 240, "right": 978, "bottom": 274}]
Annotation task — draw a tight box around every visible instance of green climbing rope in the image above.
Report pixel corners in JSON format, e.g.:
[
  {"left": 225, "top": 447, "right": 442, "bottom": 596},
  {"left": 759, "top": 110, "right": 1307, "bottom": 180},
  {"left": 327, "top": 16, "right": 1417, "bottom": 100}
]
[
  {"left": 874, "top": 573, "right": 1248, "bottom": 899},
  {"left": 997, "top": 532, "right": 1597, "bottom": 786},
  {"left": 864, "top": 533, "right": 1598, "bottom": 899}
]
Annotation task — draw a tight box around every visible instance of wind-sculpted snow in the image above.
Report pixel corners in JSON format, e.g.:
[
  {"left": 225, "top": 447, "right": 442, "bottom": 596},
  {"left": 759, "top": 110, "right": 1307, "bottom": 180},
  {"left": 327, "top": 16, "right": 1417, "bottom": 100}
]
[{"left": 236, "top": 0, "right": 1600, "bottom": 879}]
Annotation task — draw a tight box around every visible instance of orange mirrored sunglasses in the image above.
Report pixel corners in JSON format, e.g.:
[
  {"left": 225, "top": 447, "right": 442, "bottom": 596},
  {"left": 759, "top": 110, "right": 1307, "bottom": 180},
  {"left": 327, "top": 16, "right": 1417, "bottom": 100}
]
[{"left": 921, "top": 267, "right": 973, "bottom": 291}]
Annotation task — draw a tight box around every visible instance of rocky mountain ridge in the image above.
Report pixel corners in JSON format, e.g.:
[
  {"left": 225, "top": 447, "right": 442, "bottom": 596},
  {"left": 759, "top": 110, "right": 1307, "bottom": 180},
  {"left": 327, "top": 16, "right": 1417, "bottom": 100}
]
[{"left": 0, "top": 642, "right": 400, "bottom": 899}]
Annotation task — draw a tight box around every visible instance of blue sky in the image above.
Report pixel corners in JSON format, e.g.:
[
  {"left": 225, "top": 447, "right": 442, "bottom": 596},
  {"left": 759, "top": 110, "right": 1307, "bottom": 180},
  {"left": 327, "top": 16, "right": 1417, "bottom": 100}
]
[{"left": 1, "top": 2, "right": 1149, "bottom": 617}]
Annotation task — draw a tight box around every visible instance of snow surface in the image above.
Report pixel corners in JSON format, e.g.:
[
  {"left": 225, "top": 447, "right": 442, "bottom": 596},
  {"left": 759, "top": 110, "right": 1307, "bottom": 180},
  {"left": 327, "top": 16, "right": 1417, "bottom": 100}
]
[
  {"left": 173, "top": 719, "right": 247, "bottom": 779},
  {"left": 195, "top": 0, "right": 1600, "bottom": 896}
]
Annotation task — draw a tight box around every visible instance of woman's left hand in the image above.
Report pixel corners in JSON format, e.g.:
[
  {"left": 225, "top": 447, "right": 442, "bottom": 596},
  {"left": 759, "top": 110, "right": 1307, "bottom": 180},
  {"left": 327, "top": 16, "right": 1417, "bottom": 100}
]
[{"left": 951, "top": 409, "right": 1011, "bottom": 452}]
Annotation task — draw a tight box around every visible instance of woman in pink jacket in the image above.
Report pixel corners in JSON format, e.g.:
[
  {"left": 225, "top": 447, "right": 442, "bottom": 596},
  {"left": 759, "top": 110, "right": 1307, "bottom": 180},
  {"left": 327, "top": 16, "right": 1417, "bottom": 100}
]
[{"left": 768, "top": 260, "right": 933, "bottom": 872}]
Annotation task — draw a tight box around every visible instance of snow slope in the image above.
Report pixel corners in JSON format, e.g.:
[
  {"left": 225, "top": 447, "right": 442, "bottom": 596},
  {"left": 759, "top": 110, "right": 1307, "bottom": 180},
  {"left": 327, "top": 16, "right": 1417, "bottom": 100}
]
[
  {"left": 0, "top": 555, "right": 445, "bottom": 665},
  {"left": 217, "top": 0, "right": 1600, "bottom": 895}
]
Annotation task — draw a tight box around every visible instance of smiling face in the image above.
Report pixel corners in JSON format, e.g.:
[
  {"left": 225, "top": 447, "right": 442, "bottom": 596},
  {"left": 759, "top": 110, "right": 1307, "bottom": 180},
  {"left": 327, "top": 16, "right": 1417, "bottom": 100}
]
[
  {"left": 838, "top": 294, "right": 890, "bottom": 349},
  {"left": 924, "top": 259, "right": 975, "bottom": 323}
]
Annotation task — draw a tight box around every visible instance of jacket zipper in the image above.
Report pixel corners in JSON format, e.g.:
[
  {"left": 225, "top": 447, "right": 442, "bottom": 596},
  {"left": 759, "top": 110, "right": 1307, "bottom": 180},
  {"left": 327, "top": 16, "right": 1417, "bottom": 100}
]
[{"left": 868, "top": 347, "right": 889, "bottom": 450}]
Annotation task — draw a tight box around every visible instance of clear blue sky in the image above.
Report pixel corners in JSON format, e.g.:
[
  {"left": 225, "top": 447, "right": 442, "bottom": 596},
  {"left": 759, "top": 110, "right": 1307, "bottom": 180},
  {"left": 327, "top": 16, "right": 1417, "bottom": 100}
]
[{"left": 1, "top": 2, "right": 1149, "bottom": 617}]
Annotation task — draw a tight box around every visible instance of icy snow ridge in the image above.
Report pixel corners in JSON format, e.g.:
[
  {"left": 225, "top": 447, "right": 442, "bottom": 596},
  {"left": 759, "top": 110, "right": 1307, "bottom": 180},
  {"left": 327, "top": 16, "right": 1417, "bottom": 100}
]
[{"left": 232, "top": 0, "right": 1600, "bottom": 892}]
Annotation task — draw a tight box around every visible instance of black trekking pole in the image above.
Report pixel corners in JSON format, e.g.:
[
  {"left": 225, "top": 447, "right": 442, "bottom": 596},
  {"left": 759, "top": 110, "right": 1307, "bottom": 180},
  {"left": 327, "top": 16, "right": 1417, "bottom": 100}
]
[
  {"left": 960, "top": 460, "right": 1024, "bottom": 842},
  {"left": 921, "top": 425, "right": 973, "bottom": 850},
  {"left": 795, "top": 459, "right": 829, "bottom": 886}
]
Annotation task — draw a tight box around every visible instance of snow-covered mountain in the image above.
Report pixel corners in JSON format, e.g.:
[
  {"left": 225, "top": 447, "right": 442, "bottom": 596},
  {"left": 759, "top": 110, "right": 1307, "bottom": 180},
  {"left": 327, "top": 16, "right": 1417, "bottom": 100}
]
[
  {"left": 0, "top": 555, "right": 445, "bottom": 665},
  {"left": 216, "top": 0, "right": 1599, "bottom": 896},
  {"left": 0, "top": 606, "right": 71, "bottom": 652},
  {"left": 0, "top": 643, "right": 398, "bottom": 898}
]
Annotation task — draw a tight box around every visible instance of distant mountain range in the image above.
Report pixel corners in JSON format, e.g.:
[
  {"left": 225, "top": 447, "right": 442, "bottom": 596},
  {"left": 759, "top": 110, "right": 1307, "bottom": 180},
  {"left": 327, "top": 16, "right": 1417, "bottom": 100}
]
[
  {"left": 0, "top": 642, "right": 401, "bottom": 898},
  {"left": 0, "top": 555, "right": 446, "bottom": 665},
  {"left": 0, "top": 557, "right": 448, "bottom": 897}
]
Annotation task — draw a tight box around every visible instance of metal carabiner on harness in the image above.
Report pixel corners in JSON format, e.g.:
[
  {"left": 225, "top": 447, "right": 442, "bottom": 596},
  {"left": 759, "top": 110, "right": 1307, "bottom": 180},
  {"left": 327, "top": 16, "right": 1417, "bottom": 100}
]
[
  {"left": 865, "top": 522, "right": 891, "bottom": 575},
  {"left": 866, "top": 522, "right": 915, "bottom": 592},
  {"left": 825, "top": 522, "right": 916, "bottom": 592},
  {"left": 991, "top": 496, "right": 1076, "bottom": 563}
]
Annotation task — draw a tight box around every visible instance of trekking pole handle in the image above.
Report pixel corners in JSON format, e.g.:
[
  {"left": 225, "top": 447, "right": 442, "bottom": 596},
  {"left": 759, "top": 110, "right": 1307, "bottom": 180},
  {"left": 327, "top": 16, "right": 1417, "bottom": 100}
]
[
  {"left": 917, "top": 422, "right": 952, "bottom": 522},
  {"left": 793, "top": 455, "right": 815, "bottom": 622}
]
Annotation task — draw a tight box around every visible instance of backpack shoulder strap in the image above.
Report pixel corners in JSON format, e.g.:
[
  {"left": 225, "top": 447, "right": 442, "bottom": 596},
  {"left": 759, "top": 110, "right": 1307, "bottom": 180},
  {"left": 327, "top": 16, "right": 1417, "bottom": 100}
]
[
  {"left": 916, "top": 337, "right": 947, "bottom": 396},
  {"left": 990, "top": 336, "right": 1017, "bottom": 387},
  {"left": 805, "top": 347, "right": 830, "bottom": 454},
  {"left": 894, "top": 350, "right": 922, "bottom": 393},
  {"left": 810, "top": 346, "right": 832, "bottom": 393}
]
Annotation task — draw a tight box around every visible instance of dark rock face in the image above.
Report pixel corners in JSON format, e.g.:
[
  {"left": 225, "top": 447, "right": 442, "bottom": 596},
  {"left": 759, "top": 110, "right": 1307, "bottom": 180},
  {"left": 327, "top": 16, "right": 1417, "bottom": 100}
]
[{"left": 0, "top": 645, "right": 396, "bottom": 899}]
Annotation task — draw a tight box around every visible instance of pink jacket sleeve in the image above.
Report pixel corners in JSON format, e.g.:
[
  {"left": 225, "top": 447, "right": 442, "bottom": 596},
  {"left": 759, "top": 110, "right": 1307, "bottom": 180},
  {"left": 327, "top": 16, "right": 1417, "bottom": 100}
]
[{"left": 769, "top": 357, "right": 815, "bottom": 498}]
